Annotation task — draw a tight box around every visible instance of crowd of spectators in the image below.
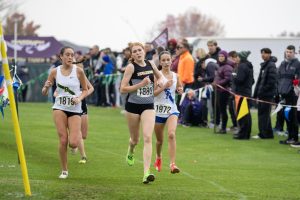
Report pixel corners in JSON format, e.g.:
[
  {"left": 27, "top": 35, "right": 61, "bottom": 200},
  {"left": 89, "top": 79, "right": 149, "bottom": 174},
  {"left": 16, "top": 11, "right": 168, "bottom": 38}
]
[{"left": 47, "top": 39, "right": 300, "bottom": 147}]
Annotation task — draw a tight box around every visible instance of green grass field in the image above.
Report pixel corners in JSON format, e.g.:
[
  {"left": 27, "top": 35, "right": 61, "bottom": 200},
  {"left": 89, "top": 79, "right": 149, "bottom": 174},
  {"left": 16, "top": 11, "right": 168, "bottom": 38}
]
[{"left": 1, "top": 103, "right": 300, "bottom": 200}]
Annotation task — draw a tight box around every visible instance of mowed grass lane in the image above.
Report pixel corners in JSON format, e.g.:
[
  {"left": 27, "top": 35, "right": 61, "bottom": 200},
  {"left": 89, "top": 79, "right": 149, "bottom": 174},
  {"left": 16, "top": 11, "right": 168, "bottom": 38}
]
[{"left": 1, "top": 103, "right": 300, "bottom": 200}]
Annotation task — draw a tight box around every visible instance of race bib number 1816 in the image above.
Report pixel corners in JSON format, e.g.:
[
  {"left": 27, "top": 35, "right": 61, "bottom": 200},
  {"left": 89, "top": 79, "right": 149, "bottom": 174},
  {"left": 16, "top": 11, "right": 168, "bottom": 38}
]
[{"left": 56, "top": 96, "right": 75, "bottom": 107}]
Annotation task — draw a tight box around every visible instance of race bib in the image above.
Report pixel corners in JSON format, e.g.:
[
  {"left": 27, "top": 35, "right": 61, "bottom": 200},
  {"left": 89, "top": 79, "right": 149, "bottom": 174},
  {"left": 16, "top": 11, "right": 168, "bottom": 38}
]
[
  {"left": 137, "top": 84, "right": 153, "bottom": 97},
  {"left": 56, "top": 96, "right": 75, "bottom": 108},
  {"left": 155, "top": 103, "right": 171, "bottom": 114}
]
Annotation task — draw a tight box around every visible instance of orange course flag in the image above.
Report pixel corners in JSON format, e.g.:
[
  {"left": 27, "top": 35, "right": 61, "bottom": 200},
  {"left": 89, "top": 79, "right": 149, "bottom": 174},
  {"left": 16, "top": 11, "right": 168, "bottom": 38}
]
[
  {"left": 235, "top": 95, "right": 241, "bottom": 112},
  {"left": 237, "top": 97, "right": 249, "bottom": 120}
]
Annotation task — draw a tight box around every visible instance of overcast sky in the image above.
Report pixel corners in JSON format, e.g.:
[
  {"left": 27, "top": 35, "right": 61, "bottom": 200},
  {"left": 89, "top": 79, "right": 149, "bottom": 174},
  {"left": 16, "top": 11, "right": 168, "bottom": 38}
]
[{"left": 19, "top": 0, "right": 300, "bottom": 51}]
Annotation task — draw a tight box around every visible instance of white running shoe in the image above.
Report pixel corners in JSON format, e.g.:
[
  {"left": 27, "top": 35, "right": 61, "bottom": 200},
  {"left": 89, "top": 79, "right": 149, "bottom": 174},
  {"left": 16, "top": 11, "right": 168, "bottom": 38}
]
[
  {"left": 252, "top": 135, "right": 261, "bottom": 139},
  {"left": 59, "top": 171, "right": 68, "bottom": 179}
]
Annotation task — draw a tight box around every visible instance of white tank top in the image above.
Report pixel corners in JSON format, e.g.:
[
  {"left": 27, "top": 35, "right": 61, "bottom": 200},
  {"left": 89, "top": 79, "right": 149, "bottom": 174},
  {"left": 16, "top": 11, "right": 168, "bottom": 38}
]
[
  {"left": 52, "top": 65, "right": 82, "bottom": 113},
  {"left": 154, "top": 72, "right": 179, "bottom": 118}
]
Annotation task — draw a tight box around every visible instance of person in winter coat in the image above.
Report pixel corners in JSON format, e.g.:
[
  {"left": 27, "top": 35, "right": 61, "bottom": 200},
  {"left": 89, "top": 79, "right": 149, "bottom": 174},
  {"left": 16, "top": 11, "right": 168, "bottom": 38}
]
[
  {"left": 227, "top": 51, "right": 239, "bottom": 130},
  {"left": 277, "top": 45, "right": 300, "bottom": 145},
  {"left": 214, "top": 50, "right": 233, "bottom": 133},
  {"left": 199, "top": 57, "right": 219, "bottom": 126},
  {"left": 232, "top": 51, "right": 254, "bottom": 140},
  {"left": 252, "top": 48, "right": 277, "bottom": 139},
  {"left": 180, "top": 89, "right": 203, "bottom": 126},
  {"left": 207, "top": 39, "right": 221, "bottom": 61}
]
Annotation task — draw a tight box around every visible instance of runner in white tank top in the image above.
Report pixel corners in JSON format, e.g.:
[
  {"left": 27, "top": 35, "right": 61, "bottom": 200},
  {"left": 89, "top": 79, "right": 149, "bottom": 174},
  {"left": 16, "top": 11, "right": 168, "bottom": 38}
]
[
  {"left": 153, "top": 51, "right": 183, "bottom": 174},
  {"left": 53, "top": 65, "right": 82, "bottom": 113},
  {"left": 42, "top": 47, "right": 88, "bottom": 179},
  {"left": 154, "top": 72, "right": 179, "bottom": 118}
]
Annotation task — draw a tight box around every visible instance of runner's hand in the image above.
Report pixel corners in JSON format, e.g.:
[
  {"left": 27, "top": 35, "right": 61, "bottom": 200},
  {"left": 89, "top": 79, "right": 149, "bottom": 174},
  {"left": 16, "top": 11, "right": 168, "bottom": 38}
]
[
  {"left": 141, "top": 76, "right": 151, "bottom": 87},
  {"left": 44, "top": 80, "right": 52, "bottom": 88},
  {"left": 165, "top": 79, "right": 173, "bottom": 88},
  {"left": 71, "top": 97, "right": 81, "bottom": 105},
  {"left": 177, "top": 86, "right": 183, "bottom": 94}
]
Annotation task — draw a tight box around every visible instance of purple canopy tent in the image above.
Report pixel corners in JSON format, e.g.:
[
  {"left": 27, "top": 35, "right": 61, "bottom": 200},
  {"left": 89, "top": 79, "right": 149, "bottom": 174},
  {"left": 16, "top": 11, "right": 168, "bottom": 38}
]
[{"left": 4, "top": 36, "right": 63, "bottom": 59}]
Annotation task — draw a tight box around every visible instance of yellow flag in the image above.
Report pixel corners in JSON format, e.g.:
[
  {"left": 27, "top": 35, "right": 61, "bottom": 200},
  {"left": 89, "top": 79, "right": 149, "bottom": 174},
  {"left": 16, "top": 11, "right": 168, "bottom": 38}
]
[{"left": 237, "top": 97, "right": 249, "bottom": 120}]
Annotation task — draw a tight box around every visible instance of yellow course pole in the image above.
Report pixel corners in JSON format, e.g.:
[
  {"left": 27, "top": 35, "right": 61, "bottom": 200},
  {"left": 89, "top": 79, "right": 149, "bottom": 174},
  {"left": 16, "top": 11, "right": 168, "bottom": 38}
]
[{"left": 0, "top": 21, "right": 31, "bottom": 196}]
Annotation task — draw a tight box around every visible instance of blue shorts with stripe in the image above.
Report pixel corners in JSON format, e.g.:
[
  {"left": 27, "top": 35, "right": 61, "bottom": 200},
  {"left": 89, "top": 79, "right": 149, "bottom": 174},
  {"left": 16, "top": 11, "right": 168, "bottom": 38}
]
[{"left": 155, "top": 113, "right": 179, "bottom": 124}]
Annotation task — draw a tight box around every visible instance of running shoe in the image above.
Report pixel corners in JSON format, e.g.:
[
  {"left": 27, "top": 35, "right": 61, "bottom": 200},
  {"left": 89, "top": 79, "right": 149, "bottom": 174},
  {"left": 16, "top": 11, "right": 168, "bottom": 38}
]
[
  {"left": 126, "top": 153, "right": 134, "bottom": 166},
  {"left": 142, "top": 170, "right": 155, "bottom": 184},
  {"left": 154, "top": 158, "right": 162, "bottom": 172},
  {"left": 170, "top": 163, "right": 180, "bottom": 174},
  {"left": 58, "top": 171, "right": 68, "bottom": 179},
  {"left": 79, "top": 157, "right": 87, "bottom": 164},
  {"left": 290, "top": 142, "right": 300, "bottom": 148}
]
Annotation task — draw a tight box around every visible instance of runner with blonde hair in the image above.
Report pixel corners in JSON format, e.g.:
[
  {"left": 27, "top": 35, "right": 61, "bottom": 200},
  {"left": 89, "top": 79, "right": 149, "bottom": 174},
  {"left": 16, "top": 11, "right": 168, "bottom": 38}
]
[{"left": 120, "top": 42, "right": 163, "bottom": 184}]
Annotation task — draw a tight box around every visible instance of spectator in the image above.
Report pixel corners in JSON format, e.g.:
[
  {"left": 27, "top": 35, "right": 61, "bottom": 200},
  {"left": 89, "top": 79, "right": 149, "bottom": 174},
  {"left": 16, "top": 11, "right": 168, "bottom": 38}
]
[
  {"left": 180, "top": 89, "right": 203, "bottom": 127},
  {"left": 145, "top": 42, "right": 155, "bottom": 60},
  {"left": 278, "top": 45, "right": 300, "bottom": 145},
  {"left": 227, "top": 51, "right": 238, "bottom": 130},
  {"left": 170, "top": 46, "right": 180, "bottom": 73},
  {"left": 49, "top": 55, "right": 61, "bottom": 102},
  {"left": 194, "top": 48, "right": 209, "bottom": 126},
  {"left": 199, "top": 57, "right": 219, "bottom": 126},
  {"left": 232, "top": 51, "right": 254, "bottom": 140},
  {"left": 89, "top": 45, "right": 103, "bottom": 106},
  {"left": 152, "top": 46, "right": 165, "bottom": 67},
  {"left": 119, "top": 47, "right": 131, "bottom": 110},
  {"left": 252, "top": 48, "right": 277, "bottom": 139},
  {"left": 177, "top": 40, "right": 195, "bottom": 90},
  {"left": 291, "top": 79, "right": 300, "bottom": 147},
  {"left": 214, "top": 50, "right": 233, "bottom": 134},
  {"left": 207, "top": 39, "right": 221, "bottom": 61},
  {"left": 90, "top": 45, "right": 102, "bottom": 72},
  {"left": 120, "top": 47, "right": 131, "bottom": 73},
  {"left": 100, "top": 55, "right": 115, "bottom": 107},
  {"left": 193, "top": 48, "right": 208, "bottom": 89},
  {"left": 17, "top": 63, "right": 29, "bottom": 102},
  {"left": 167, "top": 38, "right": 177, "bottom": 56}
]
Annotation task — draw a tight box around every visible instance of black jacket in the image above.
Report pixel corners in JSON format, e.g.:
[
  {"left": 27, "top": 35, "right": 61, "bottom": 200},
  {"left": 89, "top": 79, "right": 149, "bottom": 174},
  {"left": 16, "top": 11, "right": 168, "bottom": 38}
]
[
  {"left": 277, "top": 58, "right": 300, "bottom": 96},
  {"left": 193, "top": 60, "right": 206, "bottom": 89},
  {"left": 209, "top": 47, "right": 221, "bottom": 61},
  {"left": 253, "top": 56, "right": 278, "bottom": 99},
  {"left": 233, "top": 60, "right": 254, "bottom": 97}
]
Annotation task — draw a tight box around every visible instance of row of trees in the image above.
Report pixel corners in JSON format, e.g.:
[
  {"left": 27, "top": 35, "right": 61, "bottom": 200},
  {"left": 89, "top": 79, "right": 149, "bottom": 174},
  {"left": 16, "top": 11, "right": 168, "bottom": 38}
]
[
  {"left": 0, "top": 0, "right": 40, "bottom": 36},
  {"left": 149, "top": 8, "right": 225, "bottom": 39},
  {"left": 1, "top": 1, "right": 224, "bottom": 38},
  {"left": 1, "top": 1, "right": 299, "bottom": 40}
]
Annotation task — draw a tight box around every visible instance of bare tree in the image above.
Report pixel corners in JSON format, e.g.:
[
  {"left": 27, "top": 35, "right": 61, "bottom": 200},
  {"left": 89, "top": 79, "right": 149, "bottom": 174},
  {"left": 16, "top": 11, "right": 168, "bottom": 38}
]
[
  {"left": 149, "top": 8, "right": 225, "bottom": 39},
  {"left": 0, "top": 0, "right": 20, "bottom": 20},
  {"left": 3, "top": 12, "right": 41, "bottom": 36}
]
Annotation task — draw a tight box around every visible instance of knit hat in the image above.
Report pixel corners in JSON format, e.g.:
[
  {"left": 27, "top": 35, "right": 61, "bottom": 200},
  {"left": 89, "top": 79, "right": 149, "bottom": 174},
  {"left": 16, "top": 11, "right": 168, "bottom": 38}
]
[
  {"left": 168, "top": 38, "right": 177, "bottom": 47},
  {"left": 218, "top": 50, "right": 228, "bottom": 59},
  {"left": 238, "top": 51, "right": 251, "bottom": 61}
]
